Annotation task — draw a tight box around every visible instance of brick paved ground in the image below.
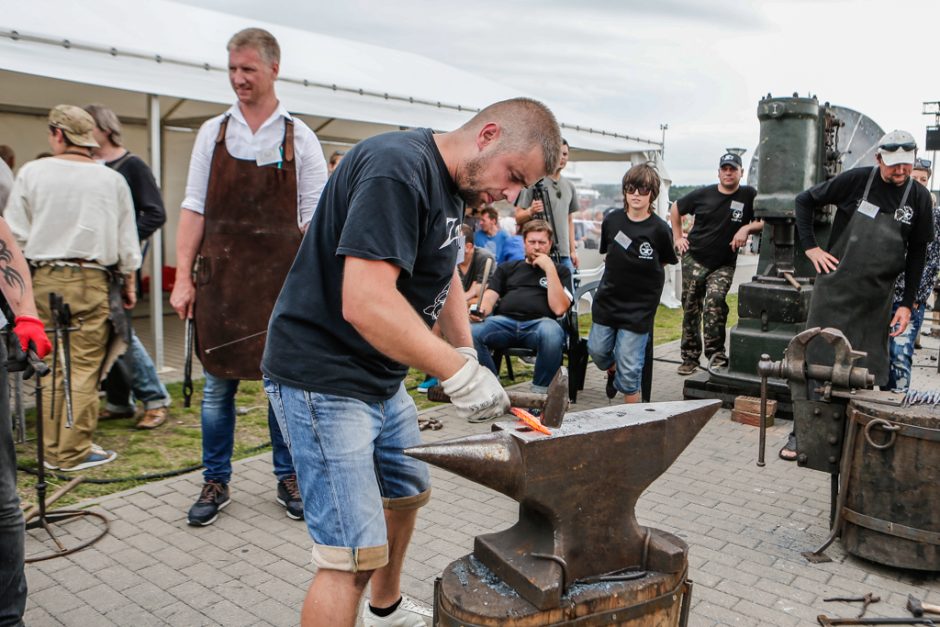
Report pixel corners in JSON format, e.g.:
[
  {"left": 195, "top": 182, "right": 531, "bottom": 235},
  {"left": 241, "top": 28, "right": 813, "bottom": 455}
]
[{"left": 21, "top": 337, "right": 940, "bottom": 626}]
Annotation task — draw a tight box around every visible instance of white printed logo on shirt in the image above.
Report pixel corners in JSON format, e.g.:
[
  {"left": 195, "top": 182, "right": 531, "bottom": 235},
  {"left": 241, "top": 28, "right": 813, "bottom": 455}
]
[
  {"left": 539, "top": 277, "right": 549, "bottom": 288},
  {"left": 423, "top": 284, "right": 451, "bottom": 321},
  {"left": 895, "top": 205, "right": 914, "bottom": 225},
  {"left": 439, "top": 217, "right": 462, "bottom": 249},
  {"left": 730, "top": 200, "right": 744, "bottom": 223},
  {"left": 638, "top": 242, "right": 654, "bottom": 260}
]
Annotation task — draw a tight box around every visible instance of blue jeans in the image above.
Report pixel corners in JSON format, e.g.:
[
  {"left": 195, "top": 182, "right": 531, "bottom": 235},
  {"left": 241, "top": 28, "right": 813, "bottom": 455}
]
[
  {"left": 201, "top": 372, "right": 294, "bottom": 483},
  {"left": 263, "top": 379, "right": 429, "bottom": 572},
  {"left": 558, "top": 256, "right": 575, "bottom": 274},
  {"left": 105, "top": 331, "right": 170, "bottom": 412},
  {"left": 472, "top": 315, "right": 565, "bottom": 390},
  {"left": 587, "top": 322, "right": 649, "bottom": 395},
  {"left": 887, "top": 302, "right": 927, "bottom": 391},
  {"left": 0, "top": 341, "right": 26, "bottom": 627}
]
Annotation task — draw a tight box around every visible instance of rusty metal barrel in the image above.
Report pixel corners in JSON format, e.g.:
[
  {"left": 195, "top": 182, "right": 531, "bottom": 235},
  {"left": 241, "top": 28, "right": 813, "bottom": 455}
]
[{"left": 842, "top": 400, "right": 940, "bottom": 570}]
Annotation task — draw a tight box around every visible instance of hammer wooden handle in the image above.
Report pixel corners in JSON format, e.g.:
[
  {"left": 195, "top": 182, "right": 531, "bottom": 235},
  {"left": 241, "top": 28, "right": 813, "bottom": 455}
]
[{"left": 427, "top": 386, "right": 546, "bottom": 408}]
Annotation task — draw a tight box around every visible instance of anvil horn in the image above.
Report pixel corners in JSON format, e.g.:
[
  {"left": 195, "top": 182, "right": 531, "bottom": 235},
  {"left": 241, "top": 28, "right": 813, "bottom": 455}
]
[{"left": 405, "top": 431, "right": 524, "bottom": 498}]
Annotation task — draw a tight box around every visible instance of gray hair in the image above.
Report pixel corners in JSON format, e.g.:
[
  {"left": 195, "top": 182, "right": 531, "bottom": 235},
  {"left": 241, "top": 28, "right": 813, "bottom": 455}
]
[
  {"left": 462, "top": 98, "right": 562, "bottom": 176},
  {"left": 227, "top": 28, "right": 280, "bottom": 65},
  {"left": 84, "top": 103, "right": 123, "bottom": 147}
]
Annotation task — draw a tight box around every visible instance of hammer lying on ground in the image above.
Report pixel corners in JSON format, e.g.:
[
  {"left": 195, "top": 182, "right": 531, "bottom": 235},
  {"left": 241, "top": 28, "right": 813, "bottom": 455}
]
[
  {"left": 427, "top": 366, "right": 569, "bottom": 427},
  {"left": 909, "top": 595, "right": 940, "bottom": 618}
]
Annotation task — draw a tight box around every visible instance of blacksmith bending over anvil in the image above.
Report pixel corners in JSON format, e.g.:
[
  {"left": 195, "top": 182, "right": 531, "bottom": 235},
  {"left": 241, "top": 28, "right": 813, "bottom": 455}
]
[
  {"left": 261, "top": 99, "right": 561, "bottom": 627},
  {"left": 780, "top": 130, "right": 934, "bottom": 460}
]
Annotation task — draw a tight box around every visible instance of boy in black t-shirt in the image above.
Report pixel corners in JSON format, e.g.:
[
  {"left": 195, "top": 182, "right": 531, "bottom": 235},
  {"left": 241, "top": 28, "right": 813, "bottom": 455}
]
[
  {"left": 588, "top": 164, "right": 678, "bottom": 403},
  {"left": 669, "top": 152, "right": 763, "bottom": 375}
]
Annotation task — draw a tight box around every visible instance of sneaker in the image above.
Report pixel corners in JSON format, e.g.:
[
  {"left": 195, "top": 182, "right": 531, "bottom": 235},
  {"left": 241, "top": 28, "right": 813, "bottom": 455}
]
[
  {"left": 136, "top": 407, "right": 168, "bottom": 430},
  {"left": 59, "top": 449, "right": 118, "bottom": 472},
  {"left": 187, "top": 480, "right": 231, "bottom": 526},
  {"left": 364, "top": 596, "right": 432, "bottom": 627},
  {"left": 605, "top": 368, "right": 617, "bottom": 400},
  {"left": 677, "top": 361, "right": 698, "bottom": 376},
  {"left": 276, "top": 475, "right": 304, "bottom": 520},
  {"left": 416, "top": 377, "right": 439, "bottom": 393}
]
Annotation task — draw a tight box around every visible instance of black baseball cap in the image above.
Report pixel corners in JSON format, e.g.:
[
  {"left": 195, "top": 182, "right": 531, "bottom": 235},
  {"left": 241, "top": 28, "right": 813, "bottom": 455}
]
[{"left": 719, "top": 153, "right": 743, "bottom": 169}]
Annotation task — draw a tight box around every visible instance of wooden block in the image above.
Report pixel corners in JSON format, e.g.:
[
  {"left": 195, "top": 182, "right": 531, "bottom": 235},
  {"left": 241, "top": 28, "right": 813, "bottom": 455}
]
[
  {"left": 731, "top": 408, "right": 774, "bottom": 427},
  {"left": 733, "top": 395, "right": 777, "bottom": 416}
]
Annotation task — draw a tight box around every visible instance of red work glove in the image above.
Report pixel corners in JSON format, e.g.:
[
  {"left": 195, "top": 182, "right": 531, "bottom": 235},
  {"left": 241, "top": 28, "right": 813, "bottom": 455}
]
[{"left": 13, "top": 315, "right": 51, "bottom": 359}]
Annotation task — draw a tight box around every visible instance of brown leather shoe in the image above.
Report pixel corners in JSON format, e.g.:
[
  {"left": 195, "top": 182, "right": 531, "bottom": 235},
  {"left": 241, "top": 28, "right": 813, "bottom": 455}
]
[{"left": 136, "top": 407, "right": 168, "bottom": 430}]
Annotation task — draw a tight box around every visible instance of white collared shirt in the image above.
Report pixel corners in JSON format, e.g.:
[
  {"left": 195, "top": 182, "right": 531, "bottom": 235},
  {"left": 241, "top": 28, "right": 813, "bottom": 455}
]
[{"left": 181, "top": 103, "right": 328, "bottom": 227}]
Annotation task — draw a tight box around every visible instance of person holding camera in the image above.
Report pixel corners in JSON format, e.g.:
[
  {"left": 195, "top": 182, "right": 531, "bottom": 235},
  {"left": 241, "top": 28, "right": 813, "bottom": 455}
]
[{"left": 514, "top": 139, "right": 580, "bottom": 271}]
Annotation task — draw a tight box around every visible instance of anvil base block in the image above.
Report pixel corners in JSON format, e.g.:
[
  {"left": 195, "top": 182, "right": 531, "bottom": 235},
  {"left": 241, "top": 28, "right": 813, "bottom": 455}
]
[{"left": 434, "top": 550, "right": 691, "bottom": 626}]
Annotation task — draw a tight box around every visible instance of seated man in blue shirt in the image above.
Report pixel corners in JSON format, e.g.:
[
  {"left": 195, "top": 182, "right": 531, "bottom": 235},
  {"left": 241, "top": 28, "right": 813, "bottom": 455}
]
[
  {"left": 474, "top": 205, "right": 512, "bottom": 260},
  {"left": 471, "top": 220, "right": 572, "bottom": 399}
]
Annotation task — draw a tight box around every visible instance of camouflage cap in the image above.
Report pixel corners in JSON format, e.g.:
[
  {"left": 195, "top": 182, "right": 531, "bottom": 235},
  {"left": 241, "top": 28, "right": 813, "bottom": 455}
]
[{"left": 48, "top": 104, "right": 99, "bottom": 148}]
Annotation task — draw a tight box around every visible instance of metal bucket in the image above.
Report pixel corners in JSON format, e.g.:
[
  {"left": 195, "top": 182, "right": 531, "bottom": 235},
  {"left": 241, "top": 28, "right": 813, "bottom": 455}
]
[{"left": 843, "top": 400, "right": 940, "bottom": 570}]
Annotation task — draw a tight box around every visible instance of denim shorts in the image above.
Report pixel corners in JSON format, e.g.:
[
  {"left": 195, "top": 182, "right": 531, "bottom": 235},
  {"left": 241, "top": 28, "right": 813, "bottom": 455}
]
[
  {"left": 587, "top": 322, "right": 649, "bottom": 395},
  {"left": 263, "top": 378, "right": 430, "bottom": 572}
]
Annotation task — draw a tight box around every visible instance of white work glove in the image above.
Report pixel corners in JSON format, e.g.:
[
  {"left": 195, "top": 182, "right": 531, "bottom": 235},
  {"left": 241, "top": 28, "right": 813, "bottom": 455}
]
[{"left": 442, "top": 351, "right": 510, "bottom": 421}]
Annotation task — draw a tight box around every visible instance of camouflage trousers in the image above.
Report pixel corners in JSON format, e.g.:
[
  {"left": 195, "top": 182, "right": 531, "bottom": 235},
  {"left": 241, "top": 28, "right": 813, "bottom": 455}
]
[{"left": 680, "top": 254, "right": 735, "bottom": 364}]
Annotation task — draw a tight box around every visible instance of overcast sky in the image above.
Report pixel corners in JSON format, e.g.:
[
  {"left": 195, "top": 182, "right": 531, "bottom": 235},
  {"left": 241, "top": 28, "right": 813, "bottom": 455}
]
[{"left": 180, "top": 0, "right": 938, "bottom": 186}]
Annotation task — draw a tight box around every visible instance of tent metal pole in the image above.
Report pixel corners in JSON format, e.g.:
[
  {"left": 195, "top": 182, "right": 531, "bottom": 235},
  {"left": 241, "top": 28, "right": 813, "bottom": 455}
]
[{"left": 147, "top": 94, "right": 166, "bottom": 372}]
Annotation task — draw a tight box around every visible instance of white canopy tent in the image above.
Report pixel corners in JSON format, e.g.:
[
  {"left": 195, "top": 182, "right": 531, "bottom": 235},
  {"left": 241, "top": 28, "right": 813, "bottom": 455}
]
[{"left": 0, "top": 0, "right": 664, "bottom": 367}]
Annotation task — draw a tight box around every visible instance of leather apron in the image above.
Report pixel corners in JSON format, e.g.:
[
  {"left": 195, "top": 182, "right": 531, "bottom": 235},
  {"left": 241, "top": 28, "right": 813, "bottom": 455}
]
[
  {"left": 195, "top": 116, "right": 302, "bottom": 380},
  {"left": 805, "top": 166, "right": 913, "bottom": 386}
]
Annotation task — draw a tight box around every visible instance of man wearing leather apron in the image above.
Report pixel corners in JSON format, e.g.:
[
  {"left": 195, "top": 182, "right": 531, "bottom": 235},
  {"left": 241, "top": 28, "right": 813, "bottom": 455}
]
[
  {"left": 781, "top": 130, "right": 935, "bottom": 460},
  {"left": 169, "top": 28, "right": 328, "bottom": 525}
]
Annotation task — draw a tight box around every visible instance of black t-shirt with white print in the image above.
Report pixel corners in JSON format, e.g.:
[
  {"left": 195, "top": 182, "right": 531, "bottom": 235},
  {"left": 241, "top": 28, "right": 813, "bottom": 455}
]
[
  {"left": 677, "top": 184, "right": 757, "bottom": 270},
  {"left": 592, "top": 211, "right": 678, "bottom": 333},
  {"left": 262, "top": 128, "right": 462, "bottom": 402}
]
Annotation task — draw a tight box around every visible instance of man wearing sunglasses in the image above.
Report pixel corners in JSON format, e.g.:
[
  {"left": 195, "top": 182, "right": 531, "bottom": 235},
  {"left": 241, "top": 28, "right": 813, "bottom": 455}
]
[
  {"left": 670, "top": 152, "right": 762, "bottom": 376},
  {"left": 779, "top": 130, "right": 935, "bottom": 460},
  {"left": 886, "top": 157, "right": 940, "bottom": 391}
]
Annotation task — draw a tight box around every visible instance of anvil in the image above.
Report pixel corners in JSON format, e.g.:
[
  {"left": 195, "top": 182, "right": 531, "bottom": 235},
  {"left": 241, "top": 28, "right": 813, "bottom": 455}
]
[{"left": 406, "top": 399, "right": 720, "bottom": 610}]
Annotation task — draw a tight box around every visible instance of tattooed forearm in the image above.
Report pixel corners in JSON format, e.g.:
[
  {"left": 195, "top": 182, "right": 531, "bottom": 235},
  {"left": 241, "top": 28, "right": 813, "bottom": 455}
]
[{"left": 0, "top": 238, "right": 26, "bottom": 299}]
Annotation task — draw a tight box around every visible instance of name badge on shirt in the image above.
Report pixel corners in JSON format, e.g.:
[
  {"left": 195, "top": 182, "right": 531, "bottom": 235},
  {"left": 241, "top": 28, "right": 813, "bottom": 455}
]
[
  {"left": 858, "top": 200, "right": 879, "bottom": 219},
  {"left": 614, "top": 231, "right": 632, "bottom": 250},
  {"left": 730, "top": 200, "right": 744, "bottom": 222},
  {"left": 256, "top": 145, "right": 282, "bottom": 167}
]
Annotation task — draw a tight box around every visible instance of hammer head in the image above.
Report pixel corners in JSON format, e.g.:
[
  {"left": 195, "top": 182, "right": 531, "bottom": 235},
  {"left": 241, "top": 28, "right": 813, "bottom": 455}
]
[
  {"left": 539, "top": 366, "right": 569, "bottom": 427},
  {"left": 910, "top": 594, "right": 925, "bottom": 617}
]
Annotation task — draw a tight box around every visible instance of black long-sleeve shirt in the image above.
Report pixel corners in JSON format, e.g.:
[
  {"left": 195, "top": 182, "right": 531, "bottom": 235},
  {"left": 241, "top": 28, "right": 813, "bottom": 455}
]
[
  {"left": 106, "top": 152, "right": 166, "bottom": 241},
  {"left": 794, "top": 166, "right": 933, "bottom": 308}
]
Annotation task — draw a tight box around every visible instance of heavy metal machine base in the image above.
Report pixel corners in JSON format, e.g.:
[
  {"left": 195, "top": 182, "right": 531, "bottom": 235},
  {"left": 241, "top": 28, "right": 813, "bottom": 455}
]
[
  {"left": 758, "top": 328, "right": 940, "bottom": 571},
  {"left": 406, "top": 399, "right": 719, "bottom": 626},
  {"left": 684, "top": 94, "right": 885, "bottom": 416}
]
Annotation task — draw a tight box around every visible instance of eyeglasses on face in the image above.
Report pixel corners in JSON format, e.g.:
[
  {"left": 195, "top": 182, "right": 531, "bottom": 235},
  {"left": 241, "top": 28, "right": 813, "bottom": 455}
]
[
  {"left": 624, "top": 184, "right": 652, "bottom": 196},
  {"left": 880, "top": 142, "right": 917, "bottom": 152}
]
